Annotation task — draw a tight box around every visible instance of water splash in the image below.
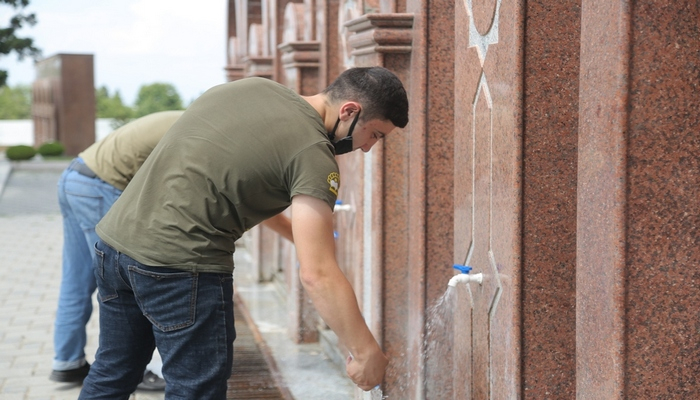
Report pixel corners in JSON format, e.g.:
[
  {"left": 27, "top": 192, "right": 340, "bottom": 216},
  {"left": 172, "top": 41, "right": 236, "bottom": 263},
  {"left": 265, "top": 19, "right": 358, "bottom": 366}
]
[
  {"left": 424, "top": 287, "right": 456, "bottom": 398},
  {"left": 380, "top": 287, "right": 457, "bottom": 399}
]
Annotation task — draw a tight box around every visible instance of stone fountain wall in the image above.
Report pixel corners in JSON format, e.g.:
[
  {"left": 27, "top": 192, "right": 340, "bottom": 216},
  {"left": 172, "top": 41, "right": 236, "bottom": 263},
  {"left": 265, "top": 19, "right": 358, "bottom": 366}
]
[{"left": 226, "top": 0, "right": 700, "bottom": 397}]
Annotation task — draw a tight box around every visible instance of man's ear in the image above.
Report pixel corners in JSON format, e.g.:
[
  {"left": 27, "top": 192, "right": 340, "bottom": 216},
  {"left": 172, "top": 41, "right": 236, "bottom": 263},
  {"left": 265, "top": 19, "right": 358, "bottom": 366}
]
[{"left": 339, "top": 102, "right": 361, "bottom": 121}]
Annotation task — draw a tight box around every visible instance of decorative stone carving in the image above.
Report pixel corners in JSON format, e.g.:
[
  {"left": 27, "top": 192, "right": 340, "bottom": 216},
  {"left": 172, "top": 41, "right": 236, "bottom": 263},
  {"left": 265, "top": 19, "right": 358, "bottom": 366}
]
[
  {"left": 345, "top": 13, "right": 413, "bottom": 57},
  {"left": 279, "top": 42, "right": 321, "bottom": 69},
  {"left": 465, "top": 0, "right": 502, "bottom": 66}
]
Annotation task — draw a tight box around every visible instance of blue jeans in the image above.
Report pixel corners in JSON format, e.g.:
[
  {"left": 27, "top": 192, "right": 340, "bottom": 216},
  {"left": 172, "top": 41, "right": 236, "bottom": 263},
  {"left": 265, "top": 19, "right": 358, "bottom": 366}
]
[
  {"left": 79, "top": 240, "right": 236, "bottom": 399},
  {"left": 54, "top": 160, "right": 122, "bottom": 370}
]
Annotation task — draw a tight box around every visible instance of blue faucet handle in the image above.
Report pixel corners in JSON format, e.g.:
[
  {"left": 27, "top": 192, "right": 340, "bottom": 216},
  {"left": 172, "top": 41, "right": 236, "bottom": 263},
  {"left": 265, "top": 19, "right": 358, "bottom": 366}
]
[{"left": 453, "top": 264, "right": 473, "bottom": 274}]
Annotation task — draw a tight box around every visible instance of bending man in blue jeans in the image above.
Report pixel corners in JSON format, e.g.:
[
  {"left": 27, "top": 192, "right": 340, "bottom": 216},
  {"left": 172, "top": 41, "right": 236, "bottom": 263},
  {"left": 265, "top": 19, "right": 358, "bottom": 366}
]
[
  {"left": 52, "top": 111, "right": 183, "bottom": 389},
  {"left": 79, "top": 66, "right": 409, "bottom": 399}
]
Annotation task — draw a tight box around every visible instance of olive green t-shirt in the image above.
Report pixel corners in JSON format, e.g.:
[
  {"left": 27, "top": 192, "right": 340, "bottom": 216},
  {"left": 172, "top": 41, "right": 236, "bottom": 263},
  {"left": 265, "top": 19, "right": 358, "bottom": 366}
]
[
  {"left": 79, "top": 111, "right": 184, "bottom": 191},
  {"left": 96, "top": 78, "right": 339, "bottom": 273}
]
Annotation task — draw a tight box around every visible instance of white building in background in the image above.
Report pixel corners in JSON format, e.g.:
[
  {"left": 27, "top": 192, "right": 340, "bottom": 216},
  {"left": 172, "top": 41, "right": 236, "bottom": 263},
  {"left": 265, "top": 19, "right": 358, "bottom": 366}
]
[{"left": 0, "top": 119, "right": 113, "bottom": 147}]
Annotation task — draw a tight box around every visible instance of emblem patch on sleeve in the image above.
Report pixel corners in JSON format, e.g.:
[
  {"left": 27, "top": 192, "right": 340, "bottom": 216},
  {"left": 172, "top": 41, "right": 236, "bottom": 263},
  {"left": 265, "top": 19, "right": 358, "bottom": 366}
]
[{"left": 327, "top": 172, "right": 340, "bottom": 196}]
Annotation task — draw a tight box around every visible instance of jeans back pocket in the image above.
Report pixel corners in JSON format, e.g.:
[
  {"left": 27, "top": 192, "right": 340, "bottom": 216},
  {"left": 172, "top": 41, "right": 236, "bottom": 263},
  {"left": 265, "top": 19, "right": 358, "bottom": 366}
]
[
  {"left": 94, "top": 243, "right": 119, "bottom": 302},
  {"left": 128, "top": 266, "right": 197, "bottom": 332}
]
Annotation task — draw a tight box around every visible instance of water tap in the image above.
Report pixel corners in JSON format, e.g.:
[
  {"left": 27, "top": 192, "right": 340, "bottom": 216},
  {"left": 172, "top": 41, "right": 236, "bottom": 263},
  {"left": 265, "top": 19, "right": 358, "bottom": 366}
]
[
  {"left": 334, "top": 199, "right": 353, "bottom": 212},
  {"left": 448, "top": 264, "right": 484, "bottom": 287}
]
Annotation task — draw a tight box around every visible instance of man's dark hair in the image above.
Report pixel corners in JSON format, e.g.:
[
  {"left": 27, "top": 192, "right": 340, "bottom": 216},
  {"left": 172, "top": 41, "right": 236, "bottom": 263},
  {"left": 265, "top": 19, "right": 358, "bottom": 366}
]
[{"left": 323, "top": 67, "right": 409, "bottom": 128}]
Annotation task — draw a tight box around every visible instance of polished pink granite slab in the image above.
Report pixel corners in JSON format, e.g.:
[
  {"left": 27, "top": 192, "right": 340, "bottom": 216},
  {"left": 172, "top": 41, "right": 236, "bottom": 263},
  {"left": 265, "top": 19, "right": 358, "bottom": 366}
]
[
  {"left": 521, "top": 0, "right": 580, "bottom": 398},
  {"left": 453, "top": 0, "right": 523, "bottom": 397}
]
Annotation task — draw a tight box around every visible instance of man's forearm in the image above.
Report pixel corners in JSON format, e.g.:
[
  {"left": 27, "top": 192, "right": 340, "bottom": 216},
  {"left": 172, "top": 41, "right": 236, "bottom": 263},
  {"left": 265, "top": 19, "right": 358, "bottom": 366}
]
[
  {"left": 291, "top": 194, "right": 387, "bottom": 389},
  {"left": 299, "top": 263, "right": 379, "bottom": 357}
]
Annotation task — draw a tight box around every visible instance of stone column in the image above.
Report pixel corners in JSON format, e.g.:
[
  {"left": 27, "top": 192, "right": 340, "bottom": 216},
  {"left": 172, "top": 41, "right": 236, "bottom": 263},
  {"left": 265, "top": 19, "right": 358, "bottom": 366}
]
[
  {"left": 245, "top": 226, "right": 280, "bottom": 283},
  {"left": 244, "top": 16, "right": 273, "bottom": 78},
  {"left": 345, "top": 13, "right": 415, "bottom": 398},
  {"left": 278, "top": 2, "right": 321, "bottom": 94},
  {"left": 225, "top": 0, "right": 246, "bottom": 81},
  {"left": 317, "top": 0, "right": 343, "bottom": 88},
  {"left": 275, "top": 1, "right": 323, "bottom": 344},
  {"left": 576, "top": 2, "right": 631, "bottom": 396},
  {"left": 279, "top": 213, "right": 320, "bottom": 344},
  {"left": 520, "top": 0, "right": 580, "bottom": 398},
  {"left": 399, "top": 0, "right": 459, "bottom": 397},
  {"left": 577, "top": 1, "right": 700, "bottom": 398}
]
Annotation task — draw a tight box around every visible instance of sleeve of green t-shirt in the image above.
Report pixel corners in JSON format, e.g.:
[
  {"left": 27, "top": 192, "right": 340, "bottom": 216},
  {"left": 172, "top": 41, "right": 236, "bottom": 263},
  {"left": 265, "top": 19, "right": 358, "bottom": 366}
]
[{"left": 286, "top": 143, "right": 339, "bottom": 210}]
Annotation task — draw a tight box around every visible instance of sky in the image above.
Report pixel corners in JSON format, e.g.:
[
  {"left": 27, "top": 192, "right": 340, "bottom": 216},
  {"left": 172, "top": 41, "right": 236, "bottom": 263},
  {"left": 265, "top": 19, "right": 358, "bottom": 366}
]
[{"left": 0, "top": 0, "right": 227, "bottom": 106}]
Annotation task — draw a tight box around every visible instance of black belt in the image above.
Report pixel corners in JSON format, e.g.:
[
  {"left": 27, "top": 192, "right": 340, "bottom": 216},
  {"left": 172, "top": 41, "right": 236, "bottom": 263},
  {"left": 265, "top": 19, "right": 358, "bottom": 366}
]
[{"left": 68, "top": 159, "right": 97, "bottom": 179}]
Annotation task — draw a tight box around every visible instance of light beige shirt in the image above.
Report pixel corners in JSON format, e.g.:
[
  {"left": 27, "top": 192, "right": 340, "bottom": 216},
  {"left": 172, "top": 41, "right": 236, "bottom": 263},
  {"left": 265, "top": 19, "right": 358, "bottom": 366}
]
[{"left": 80, "top": 111, "right": 184, "bottom": 191}]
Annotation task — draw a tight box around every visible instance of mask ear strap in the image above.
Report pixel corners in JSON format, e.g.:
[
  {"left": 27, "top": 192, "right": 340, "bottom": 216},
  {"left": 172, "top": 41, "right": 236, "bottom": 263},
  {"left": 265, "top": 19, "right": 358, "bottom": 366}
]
[
  {"left": 329, "top": 117, "right": 341, "bottom": 141},
  {"left": 347, "top": 111, "right": 360, "bottom": 138}
]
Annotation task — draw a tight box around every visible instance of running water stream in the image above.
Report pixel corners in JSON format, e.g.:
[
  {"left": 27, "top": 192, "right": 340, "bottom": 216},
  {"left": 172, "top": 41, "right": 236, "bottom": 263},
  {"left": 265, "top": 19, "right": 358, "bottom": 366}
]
[{"left": 379, "top": 286, "right": 458, "bottom": 399}]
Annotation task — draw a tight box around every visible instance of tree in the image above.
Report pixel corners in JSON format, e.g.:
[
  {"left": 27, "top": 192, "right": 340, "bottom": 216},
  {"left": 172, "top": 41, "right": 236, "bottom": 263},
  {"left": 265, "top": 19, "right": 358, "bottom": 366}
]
[
  {"left": 0, "top": 84, "right": 30, "bottom": 119},
  {"left": 133, "top": 83, "right": 184, "bottom": 118},
  {"left": 0, "top": 0, "right": 41, "bottom": 87},
  {"left": 96, "top": 85, "right": 134, "bottom": 128}
]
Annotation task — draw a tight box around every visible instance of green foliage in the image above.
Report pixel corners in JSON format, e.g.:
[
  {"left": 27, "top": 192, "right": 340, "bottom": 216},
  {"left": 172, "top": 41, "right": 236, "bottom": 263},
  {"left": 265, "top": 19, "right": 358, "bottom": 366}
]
[
  {"left": 96, "top": 86, "right": 133, "bottom": 119},
  {"left": 0, "top": 83, "right": 30, "bottom": 118},
  {"left": 36, "top": 141, "right": 64, "bottom": 157},
  {"left": 134, "top": 82, "right": 184, "bottom": 118},
  {"left": 96, "top": 83, "right": 184, "bottom": 129},
  {"left": 95, "top": 86, "right": 134, "bottom": 129},
  {"left": 5, "top": 144, "right": 35, "bottom": 160},
  {"left": 0, "top": 0, "right": 42, "bottom": 87}
]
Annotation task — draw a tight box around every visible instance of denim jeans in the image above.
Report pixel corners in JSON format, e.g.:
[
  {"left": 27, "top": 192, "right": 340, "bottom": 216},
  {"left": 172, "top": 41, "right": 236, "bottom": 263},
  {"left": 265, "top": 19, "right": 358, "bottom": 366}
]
[
  {"left": 79, "top": 240, "right": 236, "bottom": 399},
  {"left": 54, "top": 161, "right": 122, "bottom": 370}
]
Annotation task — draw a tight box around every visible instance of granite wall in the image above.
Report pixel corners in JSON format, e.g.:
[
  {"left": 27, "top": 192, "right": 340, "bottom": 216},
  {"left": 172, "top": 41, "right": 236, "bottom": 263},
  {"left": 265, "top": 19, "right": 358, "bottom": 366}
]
[{"left": 227, "top": 0, "right": 700, "bottom": 398}]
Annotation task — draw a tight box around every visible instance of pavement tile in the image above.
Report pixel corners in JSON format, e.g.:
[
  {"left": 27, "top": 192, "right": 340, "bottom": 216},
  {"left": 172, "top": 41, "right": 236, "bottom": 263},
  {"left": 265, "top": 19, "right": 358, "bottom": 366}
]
[{"left": 0, "top": 160, "right": 163, "bottom": 400}]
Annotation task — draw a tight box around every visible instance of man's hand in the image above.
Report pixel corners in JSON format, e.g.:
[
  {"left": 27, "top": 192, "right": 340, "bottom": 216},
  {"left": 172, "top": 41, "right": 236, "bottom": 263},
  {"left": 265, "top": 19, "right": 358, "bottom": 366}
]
[{"left": 346, "top": 347, "right": 389, "bottom": 391}]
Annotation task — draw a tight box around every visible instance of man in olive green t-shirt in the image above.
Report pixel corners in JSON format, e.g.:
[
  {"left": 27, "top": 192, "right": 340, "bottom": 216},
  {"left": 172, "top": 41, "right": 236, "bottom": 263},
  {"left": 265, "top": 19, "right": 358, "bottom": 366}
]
[{"left": 80, "top": 67, "right": 409, "bottom": 399}]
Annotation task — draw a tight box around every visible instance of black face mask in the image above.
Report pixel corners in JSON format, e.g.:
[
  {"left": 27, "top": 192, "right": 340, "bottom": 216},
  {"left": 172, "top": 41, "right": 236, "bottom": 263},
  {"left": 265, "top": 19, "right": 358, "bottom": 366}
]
[{"left": 328, "top": 111, "right": 361, "bottom": 155}]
